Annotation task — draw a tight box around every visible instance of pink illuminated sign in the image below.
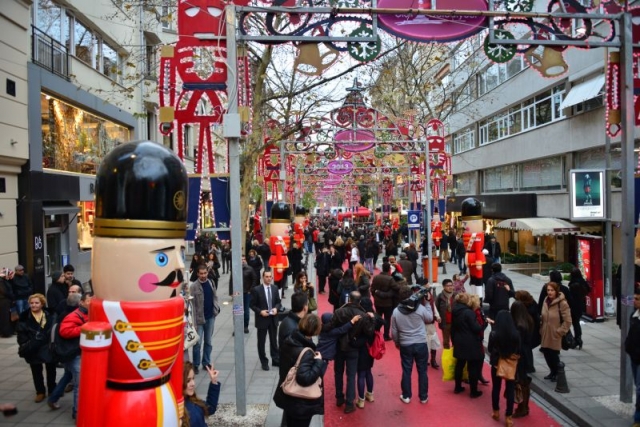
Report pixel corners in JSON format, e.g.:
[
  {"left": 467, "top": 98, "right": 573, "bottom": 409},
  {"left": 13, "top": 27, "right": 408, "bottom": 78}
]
[
  {"left": 335, "top": 129, "right": 375, "bottom": 152},
  {"left": 327, "top": 159, "right": 354, "bottom": 175},
  {"left": 377, "top": 0, "right": 488, "bottom": 43}
]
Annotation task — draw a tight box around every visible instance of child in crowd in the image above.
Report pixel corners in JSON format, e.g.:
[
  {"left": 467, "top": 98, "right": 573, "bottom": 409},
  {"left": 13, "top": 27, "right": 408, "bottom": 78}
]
[{"left": 316, "top": 312, "right": 360, "bottom": 375}]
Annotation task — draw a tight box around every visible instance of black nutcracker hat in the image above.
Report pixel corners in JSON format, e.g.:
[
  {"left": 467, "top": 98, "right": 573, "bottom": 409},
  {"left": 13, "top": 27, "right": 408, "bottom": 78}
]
[
  {"left": 94, "top": 141, "right": 188, "bottom": 238},
  {"left": 460, "top": 197, "right": 483, "bottom": 221},
  {"left": 295, "top": 206, "right": 307, "bottom": 217},
  {"left": 271, "top": 202, "right": 291, "bottom": 223}
]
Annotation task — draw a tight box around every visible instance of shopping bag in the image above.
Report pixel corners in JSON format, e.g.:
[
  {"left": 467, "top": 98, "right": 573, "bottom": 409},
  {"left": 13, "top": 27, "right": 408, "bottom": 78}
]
[{"left": 441, "top": 347, "right": 469, "bottom": 382}]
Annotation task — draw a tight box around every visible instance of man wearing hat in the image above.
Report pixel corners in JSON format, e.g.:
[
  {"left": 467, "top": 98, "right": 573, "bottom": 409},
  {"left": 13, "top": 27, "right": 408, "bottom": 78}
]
[
  {"left": 10, "top": 265, "right": 33, "bottom": 314},
  {"left": 77, "top": 141, "right": 188, "bottom": 427}
]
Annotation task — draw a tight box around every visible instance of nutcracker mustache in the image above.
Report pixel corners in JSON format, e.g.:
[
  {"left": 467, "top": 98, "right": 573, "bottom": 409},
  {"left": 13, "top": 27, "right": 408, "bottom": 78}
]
[{"left": 154, "top": 269, "right": 183, "bottom": 288}]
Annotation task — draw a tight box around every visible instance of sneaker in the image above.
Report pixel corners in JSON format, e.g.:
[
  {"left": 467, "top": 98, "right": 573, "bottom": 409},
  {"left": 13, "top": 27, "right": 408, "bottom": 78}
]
[
  {"left": 420, "top": 398, "right": 429, "bottom": 404},
  {"left": 356, "top": 398, "right": 365, "bottom": 409},
  {"left": 365, "top": 391, "right": 374, "bottom": 402},
  {"left": 399, "top": 395, "right": 411, "bottom": 404},
  {"left": 47, "top": 401, "right": 61, "bottom": 410}
]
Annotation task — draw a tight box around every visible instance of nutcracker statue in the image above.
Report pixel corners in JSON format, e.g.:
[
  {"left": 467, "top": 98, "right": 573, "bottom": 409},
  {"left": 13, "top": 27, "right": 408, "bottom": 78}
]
[
  {"left": 78, "top": 141, "right": 188, "bottom": 427},
  {"left": 293, "top": 206, "right": 307, "bottom": 249},
  {"left": 461, "top": 197, "right": 486, "bottom": 298},
  {"left": 431, "top": 207, "right": 443, "bottom": 249},
  {"left": 269, "top": 202, "right": 292, "bottom": 284}
]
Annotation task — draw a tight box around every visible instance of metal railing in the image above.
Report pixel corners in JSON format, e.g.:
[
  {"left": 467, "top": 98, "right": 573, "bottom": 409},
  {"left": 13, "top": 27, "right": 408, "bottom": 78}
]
[{"left": 31, "top": 25, "right": 69, "bottom": 80}]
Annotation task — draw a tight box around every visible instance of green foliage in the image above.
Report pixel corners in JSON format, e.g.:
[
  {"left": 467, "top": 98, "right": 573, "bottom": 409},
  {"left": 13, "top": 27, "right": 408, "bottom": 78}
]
[
  {"left": 300, "top": 191, "right": 316, "bottom": 211},
  {"left": 502, "top": 252, "right": 555, "bottom": 264}
]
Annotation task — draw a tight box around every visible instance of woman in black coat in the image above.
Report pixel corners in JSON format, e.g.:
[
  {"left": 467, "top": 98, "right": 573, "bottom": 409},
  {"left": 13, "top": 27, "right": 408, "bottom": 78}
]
[
  {"left": 488, "top": 310, "right": 521, "bottom": 425},
  {"left": 510, "top": 301, "right": 535, "bottom": 418},
  {"left": 16, "top": 293, "right": 57, "bottom": 402},
  {"left": 451, "top": 293, "right": 486, "bottom": 398},
  {"left": 328, "top": 245, "right": 344, "bottom": 272},
  {"left": 273, "top": 314, "right": 324, "bottom": 427},
  {"left": 328, "top": 269, "right": 344, "bottom": 312}
]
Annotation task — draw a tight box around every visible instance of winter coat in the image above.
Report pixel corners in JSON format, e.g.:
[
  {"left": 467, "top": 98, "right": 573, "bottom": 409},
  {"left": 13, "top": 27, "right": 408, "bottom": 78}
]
[
  {"left": 315, "top": 252, "right": 331, "bottom": 277},
  {"left": 247, "top": 255, "right": 263, "bottom": 279},
  {"left": 16, "top": 308, "right": 55, "bottom": 364},
  {"left": 540, "top": 293, "right": 572, "bottom": 351},
  {"left": 278, "top": 311, "right": 302, "bottom": 349},
  {"left": 328, "top": 270, "right": 343, "bottom": 308},
  {"left": 329, "top": 252, "right": 343, "bottom": 271},
  {"left": 485, "top": 272, "right": 515, "bottom": 312},
  {"left": 46, "top": 282, "right": 67, "bottom": 313},
  {"left": 436, "top": 290, "right": 456, "bottom": 329},
  {"left": 371, "top": 273, "right": 398, "bottom": 309},
  {"left": 273, "top": 330, "right": 324, "bottom": 418},
  {"left": 625, "top": 310, "right": 640, "bottom": 364},
  {"left": 242, "top": 264, "right": 258, "bottom": 292},
  {"left": 190, "top": 279, "right": 220, "bottom": 325},
  {"left": 10, "top": 274, "right": 33, "bottom": 299},
  {"left": 332, "top": 302, "right": 374, "bottom": 352},
  {"left": 451, "top": 302, "right": 485, "bottom": 361},
  {"left": 537, "top": 283, "right": 574, "bottom": 316}
]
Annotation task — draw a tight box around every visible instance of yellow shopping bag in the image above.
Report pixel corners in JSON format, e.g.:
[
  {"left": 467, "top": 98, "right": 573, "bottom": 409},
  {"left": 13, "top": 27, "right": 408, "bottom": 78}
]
[{"left": 441, "top": 348, "right": 469, "bottom": 382}]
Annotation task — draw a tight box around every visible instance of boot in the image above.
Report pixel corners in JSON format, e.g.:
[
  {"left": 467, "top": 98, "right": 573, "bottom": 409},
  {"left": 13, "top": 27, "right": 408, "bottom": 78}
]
[
  {"left": 491, "top": 410, "right": 500, "bottom": 421},
  {"left": 513, "top": 380, "right": 531, "bottom": 418},
  {"left": 505, "top": 415, "right": 513, "bottom": 427},
  {"left": 430, "top": 350, "right": 440, "bottom": 369},
  {"left": 365, "top": 391, "right": 374, "bottom": 402}
]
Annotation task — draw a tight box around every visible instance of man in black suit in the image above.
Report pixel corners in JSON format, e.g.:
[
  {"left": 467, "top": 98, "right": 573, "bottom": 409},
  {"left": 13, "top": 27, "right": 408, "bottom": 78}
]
[{"left": 250, "top": 270, "right": 282, "bottom": 371}]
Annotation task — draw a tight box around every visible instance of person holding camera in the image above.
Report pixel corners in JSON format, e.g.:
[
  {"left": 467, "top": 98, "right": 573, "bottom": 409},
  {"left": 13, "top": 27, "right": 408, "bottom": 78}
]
[
  {"left": 16, "top": 293, "right": 57, "bottom": 403},
  {"left": 392, "top": 287, "right": 434, "bottom": 404}
]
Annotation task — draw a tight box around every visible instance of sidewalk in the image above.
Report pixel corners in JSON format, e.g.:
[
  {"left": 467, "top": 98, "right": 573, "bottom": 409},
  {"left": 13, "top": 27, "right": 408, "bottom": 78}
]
[{"left": 0, "top": 256, "right": 633, "bottom": 426}]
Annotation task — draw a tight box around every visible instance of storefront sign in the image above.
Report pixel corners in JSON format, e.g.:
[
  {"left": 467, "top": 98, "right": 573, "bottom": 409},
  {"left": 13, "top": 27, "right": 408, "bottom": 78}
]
[{"left": 570, "top": 169, "right": 605, "bottom": 221}]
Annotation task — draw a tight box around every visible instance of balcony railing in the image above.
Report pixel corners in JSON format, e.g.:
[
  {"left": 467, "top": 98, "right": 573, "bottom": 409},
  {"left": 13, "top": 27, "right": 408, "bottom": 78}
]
[{"left": 31, "top": 25, "right": 69, "bottom": 80}]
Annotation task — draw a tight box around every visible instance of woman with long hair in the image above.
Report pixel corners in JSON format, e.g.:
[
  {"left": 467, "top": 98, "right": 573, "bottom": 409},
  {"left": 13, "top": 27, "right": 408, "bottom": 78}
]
[
  {"left": 273, "top": 314, "right": 324, "bottom": 427},
  {"left": 206, "top": 252, "right": 220, "bottom": 290},
  {"left": 16, "top": 293, "right": 56, "bottom": 403},
  {"left": 488, "top": 310, "right": 521, "bottom": 426},
  {"left": 510, "top": 300, "right": 535, "bottom": 418},
  {"left": 515, "top": 290, "right": 541, "bottom": 355},
  {"left": 540, "top": 282, "right": 572, "bottom": 382},
  {"left": 294, "top": 271, "right": 316, "bottom": 312},
  {"left": 354, "top": 263, "right": 373, "bottom": 313},
  {"left": 182, "top": 361, "right": 220, "bottom": 427},
  {"left": 337, "top": 269, "right": 357, "bottom": 307}
]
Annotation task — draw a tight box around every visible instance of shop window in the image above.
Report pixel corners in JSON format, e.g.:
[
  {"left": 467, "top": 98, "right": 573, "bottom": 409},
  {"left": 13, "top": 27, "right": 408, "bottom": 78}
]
[
  {"left": 78, "top": 201, "right": 94, "bottom": 250},
  {"left": 41, "top": 93, "right": 131, "bottom": 174}
]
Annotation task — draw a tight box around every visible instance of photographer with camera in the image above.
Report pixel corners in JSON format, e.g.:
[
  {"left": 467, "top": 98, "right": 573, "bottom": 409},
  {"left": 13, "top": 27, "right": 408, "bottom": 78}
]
[{"left": 391, "top": 287, "right": 434, "bottom": 404}]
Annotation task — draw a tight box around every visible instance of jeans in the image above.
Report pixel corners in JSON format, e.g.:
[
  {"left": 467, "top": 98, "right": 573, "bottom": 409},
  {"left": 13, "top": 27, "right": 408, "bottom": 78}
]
[
  {"left": 243, "top": 293, "right": 251, "bottom": 329},
  {"left": 15, "top": 299, "right": 29, "bottom": 314},
  {"left": 631, "top": 361, "right": 640, "bottom": 423},
  {"left": 458, "top": 257, "right": 466, "bottom": 274},
  {"left": 65, "top": 356, "right": 81, "bottom": 418},
  {"left": 357, "top": 369, "right": 373, "bottom": 398},
  {"left": 399, "top": 342, "right": 429, "bottom": 401},
  {"left": 48, "top": 368, "right": 73, "bottom": 404},
  {"left": 491, "top": 366, "right": 515, "bottom": 416},
  {"left": 334, "top": 349, "right": 358, "bottom": 406},
  {"left": 376, "top": 306, "right": 394, "bottom": 340},
  {"left": 193, "top": 316, "right": 215, "bottom": 368}
]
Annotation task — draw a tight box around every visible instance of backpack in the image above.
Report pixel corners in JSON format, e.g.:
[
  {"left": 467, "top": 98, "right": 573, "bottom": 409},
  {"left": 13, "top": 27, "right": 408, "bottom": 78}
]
[
  {"left": 50, "top": 312, "right": 82, "bottom": 363},
  {"left": 367, "top": 330, "right": 386, "bottom": 360}
]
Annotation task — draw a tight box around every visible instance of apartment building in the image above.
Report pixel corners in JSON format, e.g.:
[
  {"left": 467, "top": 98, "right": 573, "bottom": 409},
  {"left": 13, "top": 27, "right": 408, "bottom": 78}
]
[
  {"left": 445, "top": 23, "right": 635, "bottom": 266},
  {"left": 0, "top": 0, "right": 178, "bottom": 292}
]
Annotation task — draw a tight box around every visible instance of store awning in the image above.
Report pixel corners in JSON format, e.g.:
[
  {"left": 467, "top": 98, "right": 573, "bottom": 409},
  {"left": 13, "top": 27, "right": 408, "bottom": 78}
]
[
  {"left": 560, "top": 75, "right": 605, "bottom": 110},
  {"left": 494, "top": 217, "right": 582, "bottom": 236}
]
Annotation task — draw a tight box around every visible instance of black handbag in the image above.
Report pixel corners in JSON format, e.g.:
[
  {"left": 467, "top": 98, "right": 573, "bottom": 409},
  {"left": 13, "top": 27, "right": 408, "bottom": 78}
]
[{"left": 558, "top": 305, "right": 575, "bottom": 350}]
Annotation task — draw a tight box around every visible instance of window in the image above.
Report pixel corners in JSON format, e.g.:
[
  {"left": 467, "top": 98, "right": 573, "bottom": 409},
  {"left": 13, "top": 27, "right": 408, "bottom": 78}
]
[
  {"left": 453, "top": 127, "right": 475, "bottom": 154},
  {"left": 145, "top": 44, "right": 158, "bottom": 79},
  {"left": 41, "top": 93, "right": 131, "bottom": 174},
  {"left": 73, "top": 19, "right": 95, "bottom": 67},
  {"left": 35, "top": 0, "right": 68, "bottom": 43},
  {"left": 454, "top": 172, "right": 476, "bottom": 195},
  {"left": 477, "top": 57, "right": 525, "bottom": 97},
  {"left": 520, "top": 157, "right": 564, "bottom": 190},
  {"left": 161, "top": 0, "right": 175, "bottom": 31},
  {"left": 102, "top": 42, "right": 121, "bottom": 81},
  {"left": 483, "top": 165, "right": 517, "bottom": 192}
]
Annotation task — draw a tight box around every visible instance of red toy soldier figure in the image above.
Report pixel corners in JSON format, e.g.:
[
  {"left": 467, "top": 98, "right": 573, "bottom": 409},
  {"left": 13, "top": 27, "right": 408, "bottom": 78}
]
[
  {"left": 293, "top": 206, "right": 307, "bottom": 248},
  {"left": 461, "top": 198, "right": 486, "bottom": 299},
  {"left": 269, "top": 202, "right": 291, "bottom": 284},
  {"left": 78, "top": 141, "right": 188, "bottom": 427},
  {"left": 431, "top": 207, "right": 442, "bottom": 249}
]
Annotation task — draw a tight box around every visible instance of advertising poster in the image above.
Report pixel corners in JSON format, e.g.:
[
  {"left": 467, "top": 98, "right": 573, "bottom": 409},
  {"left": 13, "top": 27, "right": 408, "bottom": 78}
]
[{"left": 570, "top": 169, "right": 605, "bottom": 220}]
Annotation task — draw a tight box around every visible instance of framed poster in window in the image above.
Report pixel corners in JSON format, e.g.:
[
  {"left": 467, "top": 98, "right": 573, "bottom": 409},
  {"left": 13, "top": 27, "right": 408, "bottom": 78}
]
[{"left": 570, "top": 169, "right": 605, "bottom": 220}]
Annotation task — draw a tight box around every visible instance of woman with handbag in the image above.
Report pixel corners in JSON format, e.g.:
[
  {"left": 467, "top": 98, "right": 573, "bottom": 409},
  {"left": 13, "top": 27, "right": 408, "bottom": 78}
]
[
  {"left": 273, "top": 313, "right": 324, "bottom": 427},
  {"left": 488, "top": 310, "right": 521, "bottom": 426},
  {"left": 540, "top": 282, "right": 572, "bottom": 382},
  {"left": 294, "top": 272, "right": 317, "bottom": 312},
  {"left": 510, "top": 301, "right": 535, "bottom": 418},
  {"left": 16, "top": 293, "right": 57, "bottom": 403},
  {"left": 451, "top": 293, "right": 486, "bottom": 398}
]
